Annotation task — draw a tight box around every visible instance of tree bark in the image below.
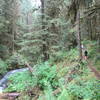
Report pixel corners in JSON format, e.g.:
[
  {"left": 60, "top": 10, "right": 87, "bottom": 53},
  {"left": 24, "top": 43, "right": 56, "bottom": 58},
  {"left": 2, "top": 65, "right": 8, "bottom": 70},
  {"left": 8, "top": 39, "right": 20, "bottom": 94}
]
[
  {"left": 0, "top": 93, "right": 20, "bottom": 99},
  {"left": 77, "top": 11, "right": 82, "bottom": 60},
  {"left": 41, "top": 0, "right": 49, "bottom": 61},
  {"left": 98, "top": 33, "right": 100, "bottom": 52},
  {"left": 25, "top": 62, "right": 34, "bottom": 75}
]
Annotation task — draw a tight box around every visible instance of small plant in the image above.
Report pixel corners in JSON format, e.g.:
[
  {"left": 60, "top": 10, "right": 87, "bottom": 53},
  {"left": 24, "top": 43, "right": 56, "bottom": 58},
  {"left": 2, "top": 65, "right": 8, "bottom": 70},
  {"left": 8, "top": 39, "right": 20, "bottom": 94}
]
[
  {"left": 67, "top": 77, "right": 100, "bottom": 100},
  {"left": 67, "top": 48, "right": 78, "bottom": 61},
  {"left": 94, "top": 55, "right": 100, "bottom": 70},
  {"left": 0, "top": 45, "right": 9, "bottom": 59},
  {"left": 5, "top": 61, "right": 59, "bottom": 92},
  {"left": 6, "top": 52, "right": 27, "bottom": 69},
  {"left": 35, "top": 61, "right": 59, "bottom": 90},
  {"left": 5, "top": 71, "right": 37, "bottom": 92},
  {"left": 0, "top": 59, "right": 8, "bottom": 75}
]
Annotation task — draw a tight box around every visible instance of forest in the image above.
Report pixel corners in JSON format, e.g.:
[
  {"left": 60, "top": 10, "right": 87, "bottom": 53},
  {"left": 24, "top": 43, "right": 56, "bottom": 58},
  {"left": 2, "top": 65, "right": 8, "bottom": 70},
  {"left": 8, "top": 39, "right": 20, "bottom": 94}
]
[{"left": 0, "top": 0, "right": 100, "bottom": 100}]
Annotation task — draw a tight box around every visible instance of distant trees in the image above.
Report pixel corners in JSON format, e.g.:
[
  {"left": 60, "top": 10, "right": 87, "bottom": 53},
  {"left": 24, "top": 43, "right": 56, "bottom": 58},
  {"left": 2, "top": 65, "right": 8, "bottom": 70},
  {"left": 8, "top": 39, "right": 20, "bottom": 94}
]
[
  {"left": 67, "top": 0, "right": 100, "bottom": 58},
  {"left": 0, "top": 0, "right": 99, "bottom": 62},
  {"left": 0, "top": 0, "right": 20, "bottom": 56}
]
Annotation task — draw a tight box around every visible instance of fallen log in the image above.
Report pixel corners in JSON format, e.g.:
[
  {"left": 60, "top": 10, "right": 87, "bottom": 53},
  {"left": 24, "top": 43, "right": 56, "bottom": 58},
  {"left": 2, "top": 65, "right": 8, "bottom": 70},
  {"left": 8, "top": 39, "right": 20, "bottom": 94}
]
[
  {"left": 25, "top": 62, "right": 34, "bottom": 75},
  {"left": 0, "top": 93, "right": 20, "bottom": 99}
]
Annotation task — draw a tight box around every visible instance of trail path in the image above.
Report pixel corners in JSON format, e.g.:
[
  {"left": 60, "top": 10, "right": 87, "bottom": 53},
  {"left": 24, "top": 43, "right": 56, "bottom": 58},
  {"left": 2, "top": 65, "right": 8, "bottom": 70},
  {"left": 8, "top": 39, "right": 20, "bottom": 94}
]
[{"left": 87, "top": 60, "right": 100, "bottom": 80}]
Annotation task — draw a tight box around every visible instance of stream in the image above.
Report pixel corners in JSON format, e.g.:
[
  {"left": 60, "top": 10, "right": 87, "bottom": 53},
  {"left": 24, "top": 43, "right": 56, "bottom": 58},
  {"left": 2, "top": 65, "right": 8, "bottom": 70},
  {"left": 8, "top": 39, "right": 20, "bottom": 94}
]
[{"left": 0, "top": 68, "right": 29, "bottom": 93}]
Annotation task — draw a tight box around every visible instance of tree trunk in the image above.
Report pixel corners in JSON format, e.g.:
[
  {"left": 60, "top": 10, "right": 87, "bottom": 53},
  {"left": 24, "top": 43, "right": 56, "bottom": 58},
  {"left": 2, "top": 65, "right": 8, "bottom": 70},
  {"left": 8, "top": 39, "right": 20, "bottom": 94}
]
[
  {"left": 98, "top": 33, "right": 100, "bottom": 52},
  {"left": 90, "top": 19, "right": 93, "bottom": 40},
  {"left": 0, "top": 93, "right": 20, "bottom": 99},
  {"left": 41, "top": 0, "right": 49, "bottom": 61},
  {"left": 77, "top": 11, "right": 82, "bottom": 60}
]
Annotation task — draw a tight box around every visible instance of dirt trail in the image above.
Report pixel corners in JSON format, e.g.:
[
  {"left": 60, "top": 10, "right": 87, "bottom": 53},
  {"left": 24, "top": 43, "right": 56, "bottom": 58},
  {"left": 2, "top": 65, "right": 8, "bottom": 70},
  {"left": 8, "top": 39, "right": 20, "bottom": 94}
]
[{"left": 87, "top": 60, "right": 100, "bottom": 80}]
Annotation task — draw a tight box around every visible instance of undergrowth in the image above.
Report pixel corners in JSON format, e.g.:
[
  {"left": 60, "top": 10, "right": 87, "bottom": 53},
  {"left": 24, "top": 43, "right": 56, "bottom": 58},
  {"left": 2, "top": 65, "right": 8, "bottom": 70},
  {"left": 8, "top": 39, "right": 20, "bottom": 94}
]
[
  {"left": 0, "top": 59, "right": 8, "bottom": 75},
  {"left": 83, "top": 40, "right": 100, "bottom": 70},
  {"left": 5, "top": 71, "right": 37, "bottom": 92},
  {"left": 4, "top": 40, "right": 100, "bottom": 100}
]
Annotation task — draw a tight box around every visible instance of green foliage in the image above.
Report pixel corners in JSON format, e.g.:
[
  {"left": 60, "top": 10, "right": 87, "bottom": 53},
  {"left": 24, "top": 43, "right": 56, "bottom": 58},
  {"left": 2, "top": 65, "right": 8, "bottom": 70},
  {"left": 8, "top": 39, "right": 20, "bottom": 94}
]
[
  {"left": 57, "top": 67, "right": 68, "bottom": 78},
  {"left": 88, "top": 45, "right": 97, "bottom": 59},
  {"left": 67, "top": 77, "right": 100, "bottom": 100},
  {"left": 82, "top": 40, "right": 97, "bottom": 59},
  {"left": 16, "top": 94, "right": 30, "bottom": 100},
  {"left": 38, "top": 88, "right": 74, "bottom": 100},
  {"left": 50, "top": 48, "right": 78, "bottom": 63},
  {"left": 67, "top": 48, "right": 78, "bottom": 61},
  {"left": 4, "top": 42, "right": 100, "bottom": 100},
  {"left": 94, "top": 55, "right": 100, "bottom": 70},
  {"left": 16, "top": 0, "right": 77, "bottom": 64},
  {"left": 7, "top": 52, "right": 26, "bottom": 69},
  {"left": 34, "top": 62, "right": 59, "bottom": 90},
  {"left": 16, "top": 30, "right": 42, "bottom": 63},
  {"left": 0, "top": 45, "right": 9, "bottom": 59},
  {"left": 5, "top": 71, "right": 37, "bottom": 92},
  {"left": 38, "top": 85, "right": 56, "bottom": 100},
  {"left": 83, "top": 40, "right": 100, "bottom": 70},
  {"left": 0, "top": 0, "right": 99, "bottom": 100},
  {"left": 50, "top": 51, "right": 68, "bottom": 62},
  {"left": 5, "top": 61, "right": 59, "bottom": 92},
  {"left": 0, "top": 59, "right": 8, "bottom": 75},
  {"left": 82, "top": 40, "right": 96, "bottom": 46},
  {"left": 57, "top": 89, "right": 74, "bottom": 100}
]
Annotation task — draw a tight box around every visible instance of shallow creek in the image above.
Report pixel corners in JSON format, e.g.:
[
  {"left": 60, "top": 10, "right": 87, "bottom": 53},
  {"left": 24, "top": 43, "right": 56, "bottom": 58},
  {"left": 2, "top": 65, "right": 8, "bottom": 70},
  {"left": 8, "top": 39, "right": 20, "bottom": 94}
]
[{"left": 0, "top": 68, "right": 29, "bottom": 93}]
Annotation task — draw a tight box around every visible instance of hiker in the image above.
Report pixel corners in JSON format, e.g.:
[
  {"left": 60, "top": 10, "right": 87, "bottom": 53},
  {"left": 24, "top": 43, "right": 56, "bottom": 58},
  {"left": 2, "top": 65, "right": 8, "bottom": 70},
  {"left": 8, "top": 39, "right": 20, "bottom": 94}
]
[
  {"left": 81, "top": 44, "right": 88, "bottom": 60},
  {"left": 84, "top": 50, "right": 88, "bottom": 60}
]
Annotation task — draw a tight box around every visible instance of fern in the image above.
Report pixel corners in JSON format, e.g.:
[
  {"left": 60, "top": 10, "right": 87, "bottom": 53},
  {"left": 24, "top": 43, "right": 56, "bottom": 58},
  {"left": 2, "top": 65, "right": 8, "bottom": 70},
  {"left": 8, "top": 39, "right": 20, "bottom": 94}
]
[{"left": 57, "top": 89, "right": 71, "bottom": 100}]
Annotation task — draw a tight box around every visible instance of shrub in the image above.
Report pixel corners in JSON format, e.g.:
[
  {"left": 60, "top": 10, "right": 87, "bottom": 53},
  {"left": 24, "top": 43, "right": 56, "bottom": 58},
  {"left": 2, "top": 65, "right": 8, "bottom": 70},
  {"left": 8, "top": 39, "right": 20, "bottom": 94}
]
[
  {"left": 0, "top": 45, "right": 9, "bottom": 59},
  {"left": 57, "top": 88, "right": 74, "bottom": 100},
  {"left": 94, "top": 55, "right": 100, "bottom": 70},
  {"left": 7, "top": 52, "right": 27, "bottom": 69},
  {"left": 67, "top": 48, "right": 78, "bottom": 61},
  {"left": 5, "top": 61, "right": 59, "bottom": 92},
  {"left": 0, "top": 59, "right": 8, "bottom": 75},
  {"left": 67, "top": 78, "right": 100, "bottom": 100},
  {"left": 34, "top": 62, "right": 59, "bottom": 90},
  {"left": 50, "top": 51, "right": 68, "bottom": 62},
  {"left": 50, "top": 48, "right": 78, "bottom": 63},
  {"left": 5, "top": 71, "right": 37, "bottom": 92}
]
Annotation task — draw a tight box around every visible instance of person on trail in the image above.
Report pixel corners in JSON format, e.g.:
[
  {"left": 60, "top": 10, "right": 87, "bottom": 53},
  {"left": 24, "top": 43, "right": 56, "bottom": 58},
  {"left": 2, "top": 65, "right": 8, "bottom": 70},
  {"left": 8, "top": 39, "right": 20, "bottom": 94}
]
[
  {"left": 84, "top": 50, "right": 88, "bottom": 60},
  {"left": 81, "top": 44, "right": 88, "bottom": 60}
]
